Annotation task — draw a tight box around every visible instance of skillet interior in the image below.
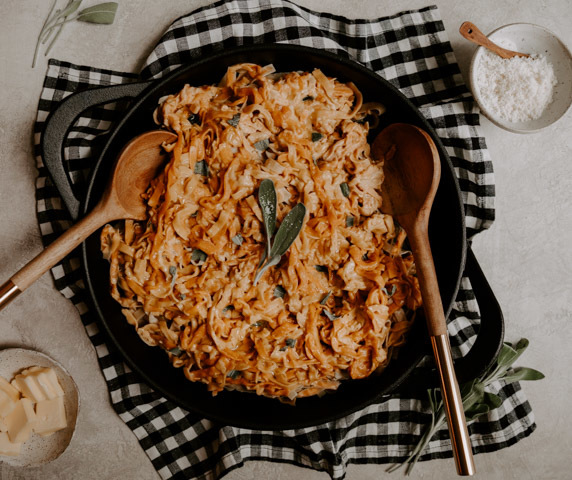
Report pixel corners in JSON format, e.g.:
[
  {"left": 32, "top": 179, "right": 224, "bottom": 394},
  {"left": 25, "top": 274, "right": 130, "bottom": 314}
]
[{"left": 82, "top": 44, "right": 465, "bottom": 429}]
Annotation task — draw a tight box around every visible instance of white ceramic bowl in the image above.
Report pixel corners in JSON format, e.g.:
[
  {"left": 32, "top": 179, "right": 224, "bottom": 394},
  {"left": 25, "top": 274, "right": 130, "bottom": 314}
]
[
  {"left": 0, "top": 348, "right": 79, "bottom": 467},
  {"left": 469, "top": 23, "right": 572, "bottom": 133}
]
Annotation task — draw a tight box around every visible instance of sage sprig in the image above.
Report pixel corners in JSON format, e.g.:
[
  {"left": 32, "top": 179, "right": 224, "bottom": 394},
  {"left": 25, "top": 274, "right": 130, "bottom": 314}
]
[
  {"left": 387, "top": 338, "right": 544, "bottom": 475},
  {"left": 254, "top": 180, "right": 306, "bottom": 285},
  {"left": 32, "top": 1, "right": 118, "bottom": 68}
]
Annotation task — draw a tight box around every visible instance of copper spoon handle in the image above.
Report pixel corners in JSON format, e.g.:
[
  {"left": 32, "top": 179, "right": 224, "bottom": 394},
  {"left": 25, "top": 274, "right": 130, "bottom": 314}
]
[
  {"left": 408, "top": 224, "right": 476, "bottom": 476},
  {"left": 459, "top": 21, "right": 529, "bottom": 59}
]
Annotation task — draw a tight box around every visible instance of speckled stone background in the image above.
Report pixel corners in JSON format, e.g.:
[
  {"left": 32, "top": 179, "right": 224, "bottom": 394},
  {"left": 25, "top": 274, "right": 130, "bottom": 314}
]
[{"left": 1, "top": 1, "right": 571, "bottom": 479}]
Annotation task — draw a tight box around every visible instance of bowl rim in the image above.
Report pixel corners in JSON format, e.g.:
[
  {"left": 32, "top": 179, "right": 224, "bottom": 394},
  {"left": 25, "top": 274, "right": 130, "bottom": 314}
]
[{"left": 469, "top": 22, "right": 572, "bottom": 134}]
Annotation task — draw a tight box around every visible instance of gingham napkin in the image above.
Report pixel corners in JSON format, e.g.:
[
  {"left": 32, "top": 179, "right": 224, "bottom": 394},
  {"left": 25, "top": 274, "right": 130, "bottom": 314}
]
[{"left": 33, "top": 1, "right": 535, "bottom": 478}]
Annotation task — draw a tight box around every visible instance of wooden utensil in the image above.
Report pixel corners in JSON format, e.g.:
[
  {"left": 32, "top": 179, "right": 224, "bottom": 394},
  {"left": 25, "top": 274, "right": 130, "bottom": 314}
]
[
  {"left": 372, "top": 123, "right": 475, "bottom": 476},
  {"left": 0, "top": 130, "right": 177, "bottom": 312},
  {"left": 460, "top": 21, "right": 529, "bottom": 59}
]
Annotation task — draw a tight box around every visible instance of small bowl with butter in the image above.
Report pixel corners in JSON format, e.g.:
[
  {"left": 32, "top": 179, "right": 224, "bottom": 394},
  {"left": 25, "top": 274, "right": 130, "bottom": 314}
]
[
  {"left": 0, "top": 348, "right": 79, "bottom": 466},
  {"left": 469, "top": 23, "right": 572, "bottom": 133}
]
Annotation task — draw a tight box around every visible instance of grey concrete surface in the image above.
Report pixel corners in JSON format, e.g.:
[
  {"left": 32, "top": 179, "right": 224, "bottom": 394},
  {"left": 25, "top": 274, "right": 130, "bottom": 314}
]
[{"left": 0, "top": 1, "right": 571, "bottom": 479}]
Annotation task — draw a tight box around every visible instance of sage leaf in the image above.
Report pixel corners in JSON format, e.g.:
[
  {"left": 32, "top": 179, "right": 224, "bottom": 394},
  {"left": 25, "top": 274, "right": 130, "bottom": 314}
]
[
  {"left": 231, "top": 234, "right": 244, "bottom": 246},
  {"left": 346, "top": 215, "right": 354, "bottom": 227},
  {"left": 311, "top": 132, "right": 323, "bottom": 142},
  {"left": 501, "top": 367, "right": 545, "bottom": 383},
  {"left": 227, "top": 370, "right": 240, "bottom": 379},
  {"left": 60, "top": 0, "right": 83, "bottom": 18},
  {"left": 191, "top": 249, "right": 207, "bottom": 264},
  {"left": 274, "top": 285, "right": 287, "bottom": 298},
  {"left": 77, "top": 2, "right": 118, "bottom": 24},
  {"left": 465, "top": 403, "right": 490, "bottom": 421},
  {"left": 222, "top": 305, "right": 235, "bottom": 314},
  {"left": 269, "top": 203, "right": 306, "bottom": 258},
  {"left": 340, "top": 182, "right": 350, "bottom": 197},
  {"left": 254, "top": 138, "right": 270, "bottom": 151},
  {"left": 285, "top": 338, "right": 296, "bottom": 348},
  {"left": 227, "top": 113, "right": 241, "bottom": 127},
  {"left": 323, "top": 310, "right": 340, "bottom": 321},
  {"left": 258, "top": 179, "right": 277, "bottom": 256},
  {"left": 194, "top": 160, "right": 209, "bottom": 176},
  {"left": 253, "top": 254, "right": 281, "bottom": 285},
  {"left": 320, "top": 291, "right": 332, "bottom": 305},
  {"left": 315, "top": 265, "right": 328, "bottom": 273},
  {"left": 168, "top": 347, "right": 183, "bottom": 356},
  {"left": 483, "top": 391, "right": 503, "bottom": 409}
]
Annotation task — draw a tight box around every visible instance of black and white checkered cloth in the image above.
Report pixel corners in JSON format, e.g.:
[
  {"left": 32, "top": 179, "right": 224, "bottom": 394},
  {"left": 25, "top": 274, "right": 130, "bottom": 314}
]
[{"left": 33, "top": 1, "right": 535, "bottom": 478}]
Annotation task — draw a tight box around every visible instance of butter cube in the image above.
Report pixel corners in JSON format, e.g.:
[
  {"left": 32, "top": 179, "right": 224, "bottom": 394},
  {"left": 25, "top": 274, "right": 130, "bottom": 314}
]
[
  {"left": 0, "top": 431, "right": 22, "bottom": 456},
  {"left": 0, "top": 375, "right": 20, "bottom": 402},
  {"left": 0, "top": 389, "right": 18, "bottom": 418},
  {"left": 25, "top": 367, "right": 65, "bottom": 398},
  {"left": 11, "top": 374, "right": 47, "bottom": 403},
  {"left": 5, "top": 397, "right": 36, "bottom": 444},
  {"left": 34, "top": 396, "right": 67, "bottom": 437}
]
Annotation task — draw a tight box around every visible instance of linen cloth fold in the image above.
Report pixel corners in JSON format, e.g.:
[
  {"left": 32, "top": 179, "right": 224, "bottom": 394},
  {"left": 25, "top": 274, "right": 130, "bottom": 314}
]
[{"left": 33, "top": 1, "right": 535, "bottom": 479}]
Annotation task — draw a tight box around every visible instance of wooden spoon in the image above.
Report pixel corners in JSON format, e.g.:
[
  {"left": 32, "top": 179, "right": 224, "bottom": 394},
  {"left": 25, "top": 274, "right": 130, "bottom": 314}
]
[
  {"left": 372, "top": 123, "right": 475, "bottom": 476},
  {"left": 460, "top": 21, "right": 529, "bottom": 59},
  {"left": 0, "top": 130, "right": 177, "bottom": 311}
]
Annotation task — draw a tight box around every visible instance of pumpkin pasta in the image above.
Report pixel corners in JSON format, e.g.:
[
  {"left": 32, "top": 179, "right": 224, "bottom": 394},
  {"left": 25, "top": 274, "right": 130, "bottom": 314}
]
[{"left": 101, "top": 63, "right": 422, "bottom": 401}]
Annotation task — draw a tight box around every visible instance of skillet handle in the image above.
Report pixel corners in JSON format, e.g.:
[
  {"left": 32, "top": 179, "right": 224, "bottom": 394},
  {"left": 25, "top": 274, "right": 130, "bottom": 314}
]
[
  {"left": 41, "top": 81, "right": 151, "bottom": 221},
  {"left": 453, "top": 245, "right": 505, "bottom": 384}
]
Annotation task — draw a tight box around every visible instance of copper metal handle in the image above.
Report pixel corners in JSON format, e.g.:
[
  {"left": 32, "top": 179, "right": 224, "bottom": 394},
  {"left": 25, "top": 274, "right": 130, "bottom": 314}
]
[
  {"left": 0, "top": 280, "right": 21, "bottom": 312},
  {"left": 431, "top": 334, "right": 476, "bottom": 476}
]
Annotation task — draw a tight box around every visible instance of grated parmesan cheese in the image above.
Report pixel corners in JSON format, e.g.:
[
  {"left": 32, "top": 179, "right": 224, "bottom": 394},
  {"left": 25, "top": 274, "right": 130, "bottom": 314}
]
[{"left": 475, "top": 44, "right": 558, "bottom": 123}]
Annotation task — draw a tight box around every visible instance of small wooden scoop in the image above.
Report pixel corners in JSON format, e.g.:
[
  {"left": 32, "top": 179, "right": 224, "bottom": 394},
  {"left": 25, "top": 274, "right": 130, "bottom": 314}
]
[
  {"left": 0, "top": 130, "right": 177, "bottom": 311},
  {"left": 460, "top": 21, "right": 529, "bottom": 59},
  {"left": 372, "top": 124, "right": 475, "bottom": 476}
]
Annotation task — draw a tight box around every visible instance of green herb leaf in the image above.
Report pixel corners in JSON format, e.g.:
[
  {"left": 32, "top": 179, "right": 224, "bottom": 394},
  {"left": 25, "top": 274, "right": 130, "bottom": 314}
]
[
  {"left": 169, "top": 265, "right": 177, "bottom": 287},
  {"left": 168, "top": 347, "right": 183, "bottom": 356},
  {"left": 269, "top": 203, "right": 306, "bottom": 258},
  {"left": 311, "top": 132, "right": 323, "bottom": 142},
  {"left": 227, "top": 370, "right": 241, "bottom": 379},
  {"left": 254, "top": 138, "right": 270, "bottom": 151},
  {"left": 253, "top": 254, "right": 281, "bottom": 285},
  {"left": 346, "top": 215, "right": 355, "bottom": 227},
  {"left": 77, "top": 2, "right": 118, "bottom": 24},
  {"left": 252, "top": 320, "right": 269, "bottom": 328},
  {"left": 274, "top": 285, "right": 287, "bottom": 298},
  {"left": 320, "top": 291, "right": 332, "bottom": 305},
  {"left": 191, "top": 249, "right": 207, "bottom": 264},
  {"left": 194, "top": 160, "right": 209, "bottom": 176},
  {"left": 60, "top": 0, "right": 83, "bottom": 18},
  {"left": 465, "top": 403, "right": 490, "bottom": 421},
  {"left": 501, "top": 367, "right": 545, "bottom": 383},
  {"left": 222, "top": 305, "right": 235, "bottom": 314},
  {"left": 231, "top": 234, "right": 244, "bottom": 246},
  {"left": 340, "top": 182, "right": 350, "bottom": 197},
  {"left": 285, "top": 338, "right": 296, "bottom": 348},
  {"left": 315, "top": 265, "right": 328, "bottom": 273},
  {"left": 323, "top": 310, "right": 340, "bottom": 321},
  {"left": 258, "top": 179, "right": 277, "bottom": 257},
  {"left": 227, "top": 113, "right": 241, "bottom": 127}
]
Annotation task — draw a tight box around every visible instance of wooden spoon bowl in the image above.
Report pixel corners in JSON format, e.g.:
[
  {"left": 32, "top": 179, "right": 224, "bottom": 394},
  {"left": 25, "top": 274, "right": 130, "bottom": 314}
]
[
  {"left": 0, "top": 130, "right": 177, "bottom": 310},
  {"left": 460, "top": 21, "right": 529, "bottom": 59}
]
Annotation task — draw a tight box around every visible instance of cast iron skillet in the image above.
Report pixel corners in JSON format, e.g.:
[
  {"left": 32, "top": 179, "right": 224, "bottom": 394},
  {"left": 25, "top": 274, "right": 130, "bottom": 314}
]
[{"left": 41, "top": 44, "right": 504, "bottom": 429}]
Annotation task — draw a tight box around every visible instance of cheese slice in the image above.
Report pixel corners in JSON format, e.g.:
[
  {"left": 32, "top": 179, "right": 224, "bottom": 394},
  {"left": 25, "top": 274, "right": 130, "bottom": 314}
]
[
  {"left": 5, "top": 397, "right": 36, "bottom": 444},
  {"left": 11, "top": 375, "right": 47, "bottom": 403},
  {"left": 0, "top": 375, "right": 20, "bottom": 403},
  {"left": 0, "top": 431, "right": 22, "bottom": 456},
  {"left": 19, "top": 367, "right": 65, "bottom": 399},
  {"left": 0, "top": 389, "right": 18, "bottom": 418},
  {"left": 34, "top": 396, "right": 67, "bottom": 437}
]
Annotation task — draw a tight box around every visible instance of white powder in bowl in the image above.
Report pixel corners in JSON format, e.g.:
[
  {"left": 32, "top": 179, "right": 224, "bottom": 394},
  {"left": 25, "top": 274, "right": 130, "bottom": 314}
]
[{"left": 475, "top": 48, "right": 558, "bottom": 122}]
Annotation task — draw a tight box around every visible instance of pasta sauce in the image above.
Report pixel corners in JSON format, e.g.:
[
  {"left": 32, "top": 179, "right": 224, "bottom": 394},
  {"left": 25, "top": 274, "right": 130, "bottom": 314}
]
[{"left": 101, "top": 64, "right": 422, "bottom": 401}]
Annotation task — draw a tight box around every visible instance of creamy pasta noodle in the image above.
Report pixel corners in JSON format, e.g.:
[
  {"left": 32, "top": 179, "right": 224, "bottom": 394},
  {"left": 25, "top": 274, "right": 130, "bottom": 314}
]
[{"left": 101, "top": 63, "right": 422, "bottom": 401}]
